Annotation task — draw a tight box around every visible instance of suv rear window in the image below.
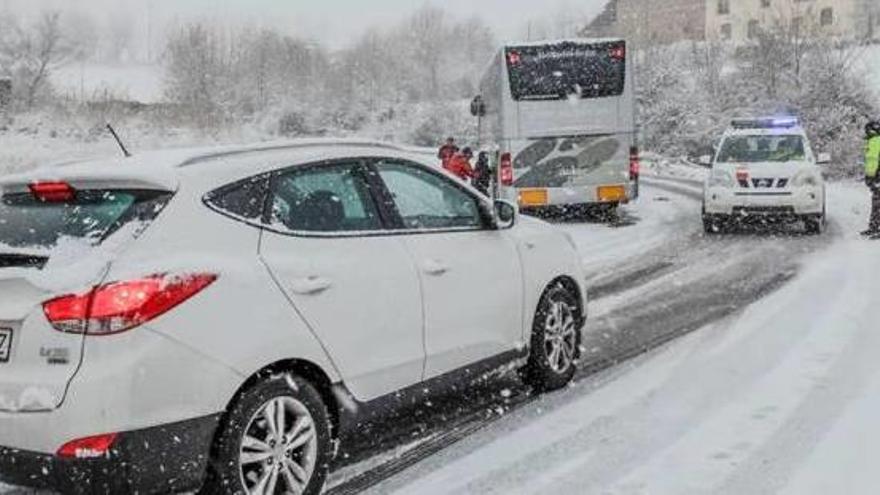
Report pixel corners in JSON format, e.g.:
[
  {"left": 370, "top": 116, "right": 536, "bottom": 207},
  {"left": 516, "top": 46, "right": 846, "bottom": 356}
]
[{"left": 0, "top": 189, "right": 171, "bottom": 249}]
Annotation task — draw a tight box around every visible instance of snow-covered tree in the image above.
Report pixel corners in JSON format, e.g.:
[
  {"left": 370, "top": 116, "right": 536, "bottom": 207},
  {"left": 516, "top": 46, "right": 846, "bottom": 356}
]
[{"left": 0, "top": 12, "right": 71, "bottom": 110}]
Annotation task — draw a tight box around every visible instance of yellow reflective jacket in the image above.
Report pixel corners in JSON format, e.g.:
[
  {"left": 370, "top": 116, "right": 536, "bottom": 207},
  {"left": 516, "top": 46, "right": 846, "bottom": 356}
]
[{"left": 866, "top": 135, "right": 880, "bottom": 178}]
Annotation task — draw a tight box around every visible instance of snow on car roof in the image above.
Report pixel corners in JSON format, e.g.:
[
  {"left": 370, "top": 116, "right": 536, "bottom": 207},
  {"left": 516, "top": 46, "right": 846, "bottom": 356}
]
[{"left": 0, "top": 138, "right": 424, "bottom": 192}]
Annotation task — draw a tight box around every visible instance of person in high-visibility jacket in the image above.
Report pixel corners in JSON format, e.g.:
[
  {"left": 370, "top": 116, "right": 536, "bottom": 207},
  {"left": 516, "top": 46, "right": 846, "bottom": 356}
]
[{"left": 863, "top": 121, "right": 880, "bottom": 237}]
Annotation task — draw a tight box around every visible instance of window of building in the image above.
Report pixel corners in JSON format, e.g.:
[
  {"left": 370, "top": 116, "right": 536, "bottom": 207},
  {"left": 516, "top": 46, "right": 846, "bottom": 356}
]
[
  {"left": 792, "top": 16, "right": 804, "bottom": 36},
  {"left": 748, "top": 20, "right": 760, "bottom": 39},
  {"left": 718, "top": 0, "right": 730, "bottom": 15},
  {"left": 721, "top": 23, "right": 732, "bottom": 39},
  {"left": 820, "top": 8, "right": 834, "bottom": 27}
]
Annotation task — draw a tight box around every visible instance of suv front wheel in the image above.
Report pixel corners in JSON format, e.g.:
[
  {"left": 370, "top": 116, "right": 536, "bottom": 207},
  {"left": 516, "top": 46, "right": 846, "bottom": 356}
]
[{"left": 522, "top": 284, "right": 581, "bottom": 392}]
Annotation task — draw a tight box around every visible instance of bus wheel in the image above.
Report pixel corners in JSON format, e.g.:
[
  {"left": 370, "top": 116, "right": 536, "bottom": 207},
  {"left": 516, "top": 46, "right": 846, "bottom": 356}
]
[{"left": 593, "top": 203, "right": 619, "bottom": 222}]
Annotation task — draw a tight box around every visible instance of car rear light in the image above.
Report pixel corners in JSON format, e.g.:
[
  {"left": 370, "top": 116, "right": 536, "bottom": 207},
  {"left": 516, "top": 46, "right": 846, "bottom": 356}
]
[
  {"left": 610, "top": 43, "right": 626, "bottom": 61},
  {"left": 57, "top": 433, "right": 118, "bottom": 459},
  {"left": 507, "top": 51, "right": 521, "bottom": 66},
  {"left": 43, "top": 273, "right": 217, "bottom": 335},
  {"left": 29, "top": 182, "right": 75, "bottom": 202},
  {"left": 736, "top": 168, "right": 750, "bottom": 182},
  {"left": 500, "top": 153, "right": 514, "bottom": 187},
  {"left": 629, "top": 147, "right": 640, "bottom": 180}
]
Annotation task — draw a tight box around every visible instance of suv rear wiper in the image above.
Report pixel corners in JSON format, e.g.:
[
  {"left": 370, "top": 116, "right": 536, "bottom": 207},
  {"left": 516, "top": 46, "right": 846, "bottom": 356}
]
[{"left": 0, "top": 253, "right": 49, "bottom": 269}]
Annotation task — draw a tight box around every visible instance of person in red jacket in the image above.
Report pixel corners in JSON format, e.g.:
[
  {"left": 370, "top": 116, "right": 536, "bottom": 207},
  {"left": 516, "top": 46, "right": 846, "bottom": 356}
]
[
  {"left": 438, "top": 137, "right": 458, "bottom": 168},
  {"left": 444, "top": 147, "right": 475, "bottom": 181}
]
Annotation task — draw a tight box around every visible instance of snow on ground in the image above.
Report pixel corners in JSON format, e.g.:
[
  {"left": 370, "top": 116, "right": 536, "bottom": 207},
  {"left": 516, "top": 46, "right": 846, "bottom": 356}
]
[
  {"left": 51, "top": 64, "right": 164, "bottom": 104},
  {"left": 0, "top": 123, "right": 276, "bottom": 177},
  {"left": 559, "top": 190, "right": 695, "bottom": 278},
  {"left": 0, "top": 128, "right": 873, "bottom": 494},
  {"left": 361, "top": 180, "right": 880, "bottom": 495}
]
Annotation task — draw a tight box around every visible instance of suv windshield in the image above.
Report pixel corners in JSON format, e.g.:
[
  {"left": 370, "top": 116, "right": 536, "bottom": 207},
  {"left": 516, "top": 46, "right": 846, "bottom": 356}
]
[
  {"left": 0, "top": 189, "right": 171, "bottom": 250},
  {"left": 717, "top": 135, "right": 807, "bottom": 163}
]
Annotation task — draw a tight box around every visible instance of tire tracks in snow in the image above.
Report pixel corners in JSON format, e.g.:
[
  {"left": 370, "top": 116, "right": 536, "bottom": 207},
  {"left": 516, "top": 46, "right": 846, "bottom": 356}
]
[{"left": 327, "top": 177, "right": 830, "bottom": 495}]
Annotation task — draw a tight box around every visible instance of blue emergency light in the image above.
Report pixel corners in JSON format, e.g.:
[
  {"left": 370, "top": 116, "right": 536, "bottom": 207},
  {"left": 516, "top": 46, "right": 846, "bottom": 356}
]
[{"left": 731, "top": 117, "right": 800, "bottom": 129}]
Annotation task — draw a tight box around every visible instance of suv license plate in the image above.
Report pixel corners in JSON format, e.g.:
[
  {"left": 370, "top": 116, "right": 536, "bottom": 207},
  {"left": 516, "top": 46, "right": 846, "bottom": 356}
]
[{"left": 0, "top": 328, "right": 11, "bottom": 362}]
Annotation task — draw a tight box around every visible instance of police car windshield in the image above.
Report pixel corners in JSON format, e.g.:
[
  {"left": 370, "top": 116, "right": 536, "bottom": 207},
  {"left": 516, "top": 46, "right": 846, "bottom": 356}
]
[{"left": 717, "top": 135, "right": 806, "bottom": 163}]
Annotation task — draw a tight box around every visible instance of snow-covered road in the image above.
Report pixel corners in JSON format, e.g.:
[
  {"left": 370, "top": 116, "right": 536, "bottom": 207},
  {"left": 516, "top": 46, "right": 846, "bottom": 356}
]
[
  {"left": 2, "top": 172, "right": 871, "bottom": 495},
  {"left": 348, "top": 181, "right": 880, "bottom": 495}
]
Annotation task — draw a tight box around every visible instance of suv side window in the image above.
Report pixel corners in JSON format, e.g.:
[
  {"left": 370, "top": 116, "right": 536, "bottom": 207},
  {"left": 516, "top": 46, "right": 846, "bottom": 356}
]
[
  {"left": 269, "top": 162, "right": 382, "bottom": 234},
  {"left": 204, "top": 176, "right": 269, "bottom": 221},
  {"left": 374, "top": 160, "right": 483, "bottom": 231}
]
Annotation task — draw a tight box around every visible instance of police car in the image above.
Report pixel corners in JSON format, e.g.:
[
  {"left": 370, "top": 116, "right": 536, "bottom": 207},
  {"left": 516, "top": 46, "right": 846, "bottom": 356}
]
[{"left": 701, "top": 117, "right": 828, "bottom": 234}]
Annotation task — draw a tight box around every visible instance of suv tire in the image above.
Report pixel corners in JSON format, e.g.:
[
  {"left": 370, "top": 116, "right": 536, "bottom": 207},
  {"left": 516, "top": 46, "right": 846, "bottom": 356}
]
[
  {"left": 522, "top": 284, "right": 581, "bottom": 392},
  {"left": 203, "top": 374, "right": 333, "bottom": 495}
]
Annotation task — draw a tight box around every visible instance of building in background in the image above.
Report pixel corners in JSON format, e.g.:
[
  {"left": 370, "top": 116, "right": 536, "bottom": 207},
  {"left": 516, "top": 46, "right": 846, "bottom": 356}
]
[
  {"left": 584, "top": 0, "right": 880, "bottom": 46},
  {"left": 706, "top": 0, "right": 860, "bottom": 43},
  {"left": 583, "top": 0, "right": 707, "bottom": 47}
]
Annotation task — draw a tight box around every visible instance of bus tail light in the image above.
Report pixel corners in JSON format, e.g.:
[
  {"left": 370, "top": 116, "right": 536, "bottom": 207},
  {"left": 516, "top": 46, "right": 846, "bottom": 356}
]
[
  {"left": 500, "top": 153, "right": 514, "bottom": 186},
  {"left": 629, "top": 147, "right": 640, "bottom": 180}
]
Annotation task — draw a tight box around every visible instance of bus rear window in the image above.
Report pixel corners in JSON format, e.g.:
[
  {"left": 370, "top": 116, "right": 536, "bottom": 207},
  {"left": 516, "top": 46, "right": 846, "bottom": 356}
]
[
  {"left": 0, "top": 189, "right": 171, "bottom": 249},
  {"left": 506, "top": 41, "right": 626, "bottom": 101}
]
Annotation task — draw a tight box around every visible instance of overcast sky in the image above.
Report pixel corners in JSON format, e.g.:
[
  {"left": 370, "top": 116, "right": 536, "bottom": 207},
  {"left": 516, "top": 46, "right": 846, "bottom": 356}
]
[{"left": 0, "top": 0, "right": 608, "bottom": 49}]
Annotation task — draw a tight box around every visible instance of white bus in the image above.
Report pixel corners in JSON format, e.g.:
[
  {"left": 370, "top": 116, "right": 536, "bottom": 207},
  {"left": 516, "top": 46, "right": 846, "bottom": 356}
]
[{"left": 472, "top": 38, "right": 638, "bottom": 214}]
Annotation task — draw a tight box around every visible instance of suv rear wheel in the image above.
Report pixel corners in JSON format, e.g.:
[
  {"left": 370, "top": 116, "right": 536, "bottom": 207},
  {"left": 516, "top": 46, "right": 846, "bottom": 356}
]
[
  {"left": 522, "top": 284, "right": 581, "bottom": 392},
  {"left": 203, "top": 374, "right": 333, "bottom": 495}
]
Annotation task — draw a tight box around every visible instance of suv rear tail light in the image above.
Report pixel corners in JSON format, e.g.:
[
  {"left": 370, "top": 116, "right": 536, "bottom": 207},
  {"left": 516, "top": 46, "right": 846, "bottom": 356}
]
[
  {"left": 43, "top": 273, "right": 217, "bottom": 335},
  {"left": 500, "top": 152, "right": 514, "bottom": 186},
  {"left": 629, "top": 147, "right": 640, "bottom": 180},
  {"left": 57, "top": 433, "right": 118, "bottom": 459},
  {"left": 610, "top": 43, "right": 626, "bottom": 61},
  {"left": 29, "top": 182, "right": 75, "bottom": 203}
]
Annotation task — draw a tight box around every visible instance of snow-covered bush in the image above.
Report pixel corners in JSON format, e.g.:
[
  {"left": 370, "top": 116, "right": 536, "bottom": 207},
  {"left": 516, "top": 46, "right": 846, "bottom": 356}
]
[
  {"left": 637, "top": 29, "right": 878, "bottom": 176},
  {"left": 410, "top": 102, "right": 477, "bottom": 148}
]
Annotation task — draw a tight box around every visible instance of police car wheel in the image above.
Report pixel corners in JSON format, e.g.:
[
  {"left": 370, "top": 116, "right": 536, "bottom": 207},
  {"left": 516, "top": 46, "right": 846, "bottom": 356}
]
[{"left": 804, "top": 215, "right": 825, "bottom": 235}]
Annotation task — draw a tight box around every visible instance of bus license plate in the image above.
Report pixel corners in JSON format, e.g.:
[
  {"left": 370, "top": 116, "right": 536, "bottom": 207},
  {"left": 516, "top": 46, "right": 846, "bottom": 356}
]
[
  {"left": 0, "top": 328, "right": 11, "bottom": 362},
  {"left": 519, "top": 189, "right": 548, "bottom": 207}
]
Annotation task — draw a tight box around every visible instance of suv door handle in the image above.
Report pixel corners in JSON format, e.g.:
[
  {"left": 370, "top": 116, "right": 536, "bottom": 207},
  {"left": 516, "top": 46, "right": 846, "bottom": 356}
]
[
  {"left": 422, "top": 259, "right": 450, "bottom": 276},
  {"left": 289, "top": 276, "right": 333, "bottom": 295}
]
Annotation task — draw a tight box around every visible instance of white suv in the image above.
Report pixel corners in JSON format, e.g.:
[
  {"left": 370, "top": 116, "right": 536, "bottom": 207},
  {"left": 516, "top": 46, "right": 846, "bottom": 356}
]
[
  {"left": 702, "top": 118, "right": 827, "bottom": 234},
  {"left": 0, "top": 140, "right": 587, "bottom": 494}
]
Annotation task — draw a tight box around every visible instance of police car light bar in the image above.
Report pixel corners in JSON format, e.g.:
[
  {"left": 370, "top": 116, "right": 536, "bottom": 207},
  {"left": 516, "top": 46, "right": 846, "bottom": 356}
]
[{"left": 731, "top": 117, "right": 800, "bottom": 129}]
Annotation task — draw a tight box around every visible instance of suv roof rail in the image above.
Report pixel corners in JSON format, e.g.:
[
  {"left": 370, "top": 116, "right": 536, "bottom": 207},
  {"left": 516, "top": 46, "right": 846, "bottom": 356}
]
[{"left": 177, "top": 139, "right": 411, "bottom": 168}]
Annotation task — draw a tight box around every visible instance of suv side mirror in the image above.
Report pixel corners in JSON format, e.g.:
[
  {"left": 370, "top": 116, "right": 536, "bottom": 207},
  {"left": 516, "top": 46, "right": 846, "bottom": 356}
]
[
  {"left": 494, "top": 199, "right": 517, "bottom": 229},
  {"left": 699, "top": 155, "right": 713, "bottom": 167},
  {"left": 817, "top": 152, "right": 831, "bottom": 165}
]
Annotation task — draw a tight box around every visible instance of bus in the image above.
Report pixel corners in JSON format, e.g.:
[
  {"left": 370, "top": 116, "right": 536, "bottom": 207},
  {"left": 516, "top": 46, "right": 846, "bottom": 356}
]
[{"left": 472, "top": 38, "right": 638, "bottom": 215}]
